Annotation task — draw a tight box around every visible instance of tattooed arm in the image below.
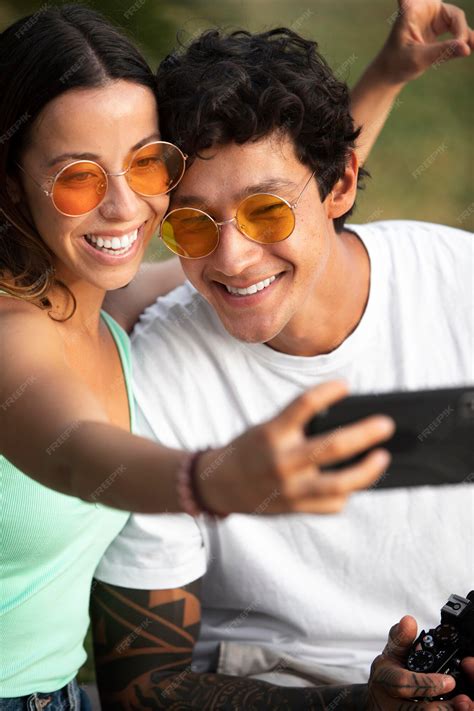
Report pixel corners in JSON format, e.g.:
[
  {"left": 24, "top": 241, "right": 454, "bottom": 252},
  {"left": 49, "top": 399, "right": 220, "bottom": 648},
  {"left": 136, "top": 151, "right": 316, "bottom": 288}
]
[
  {"left": 90, "top": 578, "right": 369, "bottom": 710},
  {"left": 91, "top": 580, "right": 472, "bottom": 710}
]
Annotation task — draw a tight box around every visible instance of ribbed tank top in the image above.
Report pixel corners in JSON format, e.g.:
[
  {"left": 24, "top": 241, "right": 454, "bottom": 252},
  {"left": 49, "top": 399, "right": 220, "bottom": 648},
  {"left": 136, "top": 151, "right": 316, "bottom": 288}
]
[{"left": 0, "top": 309, "right": 132, "bottom": 695}]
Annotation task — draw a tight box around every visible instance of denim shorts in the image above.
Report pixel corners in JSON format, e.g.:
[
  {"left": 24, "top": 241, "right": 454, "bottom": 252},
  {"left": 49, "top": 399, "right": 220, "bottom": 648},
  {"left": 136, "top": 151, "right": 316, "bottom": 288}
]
[{"left": 0, "top": 678, "right": 92, "bottom": 711}]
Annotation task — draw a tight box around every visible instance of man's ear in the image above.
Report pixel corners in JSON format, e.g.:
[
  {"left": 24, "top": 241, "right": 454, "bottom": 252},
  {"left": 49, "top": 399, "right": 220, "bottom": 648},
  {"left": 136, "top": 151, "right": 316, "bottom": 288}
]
[
  {"left": 6, "top": 175, "right": 22, "bottom": 204},
  {"left": 325, "top": 150, "right": 359, "bottom": 220}
]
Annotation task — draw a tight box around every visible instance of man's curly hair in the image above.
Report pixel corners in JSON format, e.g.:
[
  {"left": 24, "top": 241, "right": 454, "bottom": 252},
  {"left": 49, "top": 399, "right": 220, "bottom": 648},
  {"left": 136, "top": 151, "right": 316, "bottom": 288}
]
[{"left": 156, "top": 28, "right": 368, "bottom": 232}]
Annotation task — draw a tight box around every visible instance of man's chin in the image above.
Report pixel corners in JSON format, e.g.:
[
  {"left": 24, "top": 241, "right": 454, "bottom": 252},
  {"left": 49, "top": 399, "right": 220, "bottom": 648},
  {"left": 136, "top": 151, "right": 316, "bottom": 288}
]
[{"left": 217, "top": 313, "right": 283, "bottom": 345}]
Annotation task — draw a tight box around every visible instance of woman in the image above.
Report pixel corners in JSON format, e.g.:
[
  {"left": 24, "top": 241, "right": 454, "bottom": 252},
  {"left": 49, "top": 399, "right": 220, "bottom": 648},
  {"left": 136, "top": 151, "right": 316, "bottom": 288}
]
[{"left": 0, "top": 5, "right": 399, "bottom": 707}]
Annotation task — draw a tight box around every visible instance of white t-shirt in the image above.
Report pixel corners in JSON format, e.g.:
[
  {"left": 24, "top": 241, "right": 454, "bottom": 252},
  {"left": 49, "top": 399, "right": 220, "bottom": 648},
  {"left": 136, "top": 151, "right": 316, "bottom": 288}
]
[{"left": 95, "top": 221, "right": 474, "bottom": 685}]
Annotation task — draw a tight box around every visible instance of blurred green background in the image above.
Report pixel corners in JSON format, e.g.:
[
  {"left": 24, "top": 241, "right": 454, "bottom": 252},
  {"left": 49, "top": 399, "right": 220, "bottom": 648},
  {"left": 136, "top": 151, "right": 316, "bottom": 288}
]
[{"left": 1, "top": 0, "right": 473, "bottom": 685}]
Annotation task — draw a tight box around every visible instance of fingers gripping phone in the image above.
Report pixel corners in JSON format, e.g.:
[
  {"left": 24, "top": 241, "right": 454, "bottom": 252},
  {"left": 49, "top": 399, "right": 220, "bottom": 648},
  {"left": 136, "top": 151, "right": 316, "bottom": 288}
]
[{"left": 305, "top": 387, "right": 474, "bottom": 489}]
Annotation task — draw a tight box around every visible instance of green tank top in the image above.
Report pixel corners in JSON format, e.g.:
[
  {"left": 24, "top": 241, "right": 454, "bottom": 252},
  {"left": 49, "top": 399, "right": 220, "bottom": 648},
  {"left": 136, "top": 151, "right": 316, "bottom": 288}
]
[{"left": 0, "top": 310, "right": 132, "bottom": 695}]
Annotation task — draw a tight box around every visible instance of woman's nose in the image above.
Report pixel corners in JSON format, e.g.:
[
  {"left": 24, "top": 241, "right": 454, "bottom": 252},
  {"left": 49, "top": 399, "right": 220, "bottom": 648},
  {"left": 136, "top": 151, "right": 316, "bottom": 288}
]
[{"left": 98, "top": 174, "right": 143, "bottom": 222}]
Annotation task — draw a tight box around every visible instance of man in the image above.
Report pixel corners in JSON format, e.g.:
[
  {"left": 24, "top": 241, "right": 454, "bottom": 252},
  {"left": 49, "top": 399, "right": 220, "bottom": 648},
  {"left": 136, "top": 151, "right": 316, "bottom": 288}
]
[{"left": 92, "top": 1, "right": 474, "bottom": 709}]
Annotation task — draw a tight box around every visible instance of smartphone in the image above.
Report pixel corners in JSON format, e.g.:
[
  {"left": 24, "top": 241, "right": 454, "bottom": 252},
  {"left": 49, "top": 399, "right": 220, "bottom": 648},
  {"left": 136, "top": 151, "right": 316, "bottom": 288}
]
[{"left": 304, "top": 387, "right": 474, "bottom": 489}]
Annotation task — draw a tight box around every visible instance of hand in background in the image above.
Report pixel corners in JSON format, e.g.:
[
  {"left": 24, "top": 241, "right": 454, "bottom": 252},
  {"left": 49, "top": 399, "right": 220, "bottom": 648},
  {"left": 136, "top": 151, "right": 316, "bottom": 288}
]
[{"left": 379, "top": 0, "right": 474, "bottom": 84}]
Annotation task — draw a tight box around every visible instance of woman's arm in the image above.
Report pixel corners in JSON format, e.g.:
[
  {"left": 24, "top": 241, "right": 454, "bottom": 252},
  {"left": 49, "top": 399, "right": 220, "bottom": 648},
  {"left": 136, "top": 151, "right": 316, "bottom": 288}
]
[
  {"left": 352, "top": 0, "right": 473, "bottom": 166},
  {"left": 0, "top": 301, "right": 181, "bottom": 512},
  {"left": 0, "top": 302, "right": 394, "bottom": 514}
]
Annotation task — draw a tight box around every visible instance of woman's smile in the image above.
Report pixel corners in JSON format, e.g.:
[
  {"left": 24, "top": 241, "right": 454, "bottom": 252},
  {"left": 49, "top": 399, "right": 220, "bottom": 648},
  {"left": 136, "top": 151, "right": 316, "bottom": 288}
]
[{"left": 80, "top": 220, "right": 148, "bottom": 265}]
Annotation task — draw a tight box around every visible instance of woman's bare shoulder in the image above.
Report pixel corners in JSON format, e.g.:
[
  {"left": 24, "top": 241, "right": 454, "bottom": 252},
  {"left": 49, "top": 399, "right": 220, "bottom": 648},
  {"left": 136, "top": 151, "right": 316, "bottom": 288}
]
[
  {"left": 0, "top": 294, "right": 53, "bottom": 319},
  {"left": 0, "top": 297, "right": 63, "bottom": 354},
  {"left": 0, "top": 294, "right": 108, "bottom": 485}
]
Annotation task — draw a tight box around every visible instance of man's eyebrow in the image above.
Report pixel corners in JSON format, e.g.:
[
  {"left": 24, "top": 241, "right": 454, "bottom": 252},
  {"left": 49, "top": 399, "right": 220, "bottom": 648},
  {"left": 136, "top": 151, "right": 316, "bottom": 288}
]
[
  {"left": 171, "top": 178, "right": 297, "bottom": 210},
  {"left": 46, "top": 132, "right": 161, "bottom": 168}
]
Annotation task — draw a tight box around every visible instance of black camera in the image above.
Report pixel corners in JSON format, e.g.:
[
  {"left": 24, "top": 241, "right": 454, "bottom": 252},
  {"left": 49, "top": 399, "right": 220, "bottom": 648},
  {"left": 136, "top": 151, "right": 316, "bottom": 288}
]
[{"left": 406, "top": 591, "right": 474, "bottom": 700}]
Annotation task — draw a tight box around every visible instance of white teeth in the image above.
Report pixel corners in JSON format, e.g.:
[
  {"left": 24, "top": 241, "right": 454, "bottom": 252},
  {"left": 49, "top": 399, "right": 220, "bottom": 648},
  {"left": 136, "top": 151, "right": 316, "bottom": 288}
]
[
  {"left": 84, "top": 228, "right": 139, "bottom": 255},
  {"left": 225, "top": 274, "right": 277, "bottom": 296}
]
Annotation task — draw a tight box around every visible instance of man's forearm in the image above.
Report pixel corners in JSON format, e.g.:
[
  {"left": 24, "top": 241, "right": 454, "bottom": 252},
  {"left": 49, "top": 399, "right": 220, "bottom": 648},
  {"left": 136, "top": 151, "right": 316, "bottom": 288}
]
[
  {"left": 92, "top": 581, "right": 369, "bottom": 710},
  {"left": 104, "top": 671, "right": 368, "bottom": 710},
  {"left": 351, "top": 54, "right": 406, "bottom": 166}
]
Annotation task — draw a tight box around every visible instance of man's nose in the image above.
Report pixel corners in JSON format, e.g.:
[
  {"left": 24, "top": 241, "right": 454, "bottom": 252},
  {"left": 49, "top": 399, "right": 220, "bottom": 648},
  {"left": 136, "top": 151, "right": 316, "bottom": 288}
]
[{"left": 211, "top": 220, "right": 265, "bottom": 276}]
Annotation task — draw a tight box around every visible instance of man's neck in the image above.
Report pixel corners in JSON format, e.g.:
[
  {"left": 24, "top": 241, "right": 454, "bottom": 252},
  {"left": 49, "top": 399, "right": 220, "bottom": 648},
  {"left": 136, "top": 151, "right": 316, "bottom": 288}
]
[{"left": 266, "top": 229, "right": 370, "bottom": 357}]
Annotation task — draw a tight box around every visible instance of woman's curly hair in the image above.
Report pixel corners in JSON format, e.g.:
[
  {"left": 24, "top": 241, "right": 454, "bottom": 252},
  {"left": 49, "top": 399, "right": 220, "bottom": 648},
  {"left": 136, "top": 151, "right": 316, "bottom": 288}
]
[{"left": 157, "top": 28, "right": 368, "bottom": 233}]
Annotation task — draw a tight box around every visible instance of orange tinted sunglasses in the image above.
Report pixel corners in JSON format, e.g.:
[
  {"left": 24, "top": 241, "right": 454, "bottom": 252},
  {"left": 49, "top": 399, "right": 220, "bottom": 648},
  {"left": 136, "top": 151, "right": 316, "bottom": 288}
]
[
  {"left": 160, "top": 171, "right": 316, "bottom": 259},
  {"left": 17, "top": 141, "right": 187, "bottom": 217}
]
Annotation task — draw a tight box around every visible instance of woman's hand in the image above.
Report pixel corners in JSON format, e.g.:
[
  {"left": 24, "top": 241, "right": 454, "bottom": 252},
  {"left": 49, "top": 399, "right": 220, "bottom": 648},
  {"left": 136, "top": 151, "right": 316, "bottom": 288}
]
[
  {"left": 378, "top": 0, "right": 474, "bottom": 84},
  {"left": 198, "top": 380, "right": 395, "bottom": 515},
  {"left": 368, "top": 616, "right": 474, "bottom": 710}
]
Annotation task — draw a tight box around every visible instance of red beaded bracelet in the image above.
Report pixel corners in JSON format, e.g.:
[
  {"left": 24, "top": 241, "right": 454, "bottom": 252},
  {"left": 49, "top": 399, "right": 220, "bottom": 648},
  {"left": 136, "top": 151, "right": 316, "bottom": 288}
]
[{"left": 176, "top": 450, "right": 228, "bottom": 519}]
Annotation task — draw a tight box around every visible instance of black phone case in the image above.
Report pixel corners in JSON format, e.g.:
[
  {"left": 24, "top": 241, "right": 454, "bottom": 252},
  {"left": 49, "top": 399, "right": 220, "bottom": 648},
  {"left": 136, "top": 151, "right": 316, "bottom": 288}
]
[{"left": 305, "top": 387, "right": 474, "bottom": 488}]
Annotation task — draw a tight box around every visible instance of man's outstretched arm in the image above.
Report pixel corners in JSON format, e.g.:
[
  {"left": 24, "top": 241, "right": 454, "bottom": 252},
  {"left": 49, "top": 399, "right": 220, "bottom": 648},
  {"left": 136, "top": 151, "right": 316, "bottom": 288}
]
[
  {"left": 351, "top": 0, "right": 474, "bottom": 165},
  {"left": 90, "top": 578, "right": 368, "bottom": 710}
]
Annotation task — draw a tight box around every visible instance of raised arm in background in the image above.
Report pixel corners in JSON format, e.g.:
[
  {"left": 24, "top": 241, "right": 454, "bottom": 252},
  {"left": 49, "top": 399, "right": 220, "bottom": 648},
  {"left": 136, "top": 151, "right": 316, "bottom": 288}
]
[{"left": 351, "top": 0, "right": 473, "bottom": 165}]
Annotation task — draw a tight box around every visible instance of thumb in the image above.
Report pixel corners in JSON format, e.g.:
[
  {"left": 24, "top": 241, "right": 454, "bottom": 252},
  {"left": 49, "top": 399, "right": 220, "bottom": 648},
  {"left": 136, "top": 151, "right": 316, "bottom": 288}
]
[
  {"left": 421, "top": 39, "right": 471, "bottom": 67},
  {"left": 383, "top": 615, "right": 418, "bottom": 662},
  {"left": 270, "top": 380, "right": 349, "bottom": 432}
]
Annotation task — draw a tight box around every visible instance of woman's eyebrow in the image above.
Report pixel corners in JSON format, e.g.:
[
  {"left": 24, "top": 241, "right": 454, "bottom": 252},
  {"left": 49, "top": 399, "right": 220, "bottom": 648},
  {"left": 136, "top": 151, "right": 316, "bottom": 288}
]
[
  {"left": 46, "top": 151, "right": 98, "bottom": 168},
  {"left": 46, "top": 132, "right": 161, "bottom": 168}
]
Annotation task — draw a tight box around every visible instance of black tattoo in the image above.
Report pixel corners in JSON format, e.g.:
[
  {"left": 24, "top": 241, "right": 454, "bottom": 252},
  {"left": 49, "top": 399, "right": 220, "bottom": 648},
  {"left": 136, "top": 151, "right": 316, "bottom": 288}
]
[{"left": 90, "top": 578, "right": 368, "bottom": 710}]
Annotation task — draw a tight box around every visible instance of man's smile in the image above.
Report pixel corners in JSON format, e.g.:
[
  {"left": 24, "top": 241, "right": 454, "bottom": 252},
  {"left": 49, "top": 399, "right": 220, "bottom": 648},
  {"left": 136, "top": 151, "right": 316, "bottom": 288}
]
[{"left": 211, "top": 271, "right": 286, "bottom": 305}]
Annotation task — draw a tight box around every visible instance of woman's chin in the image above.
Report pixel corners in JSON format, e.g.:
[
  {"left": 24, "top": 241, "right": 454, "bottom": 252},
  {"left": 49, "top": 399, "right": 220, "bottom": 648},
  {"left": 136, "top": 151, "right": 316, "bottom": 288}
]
[
  {"left": 92, "top": 267, "right": 140, "bottom": 293},
  {"left": 66, "top": 257, "right": 142, "bottom": 294}
]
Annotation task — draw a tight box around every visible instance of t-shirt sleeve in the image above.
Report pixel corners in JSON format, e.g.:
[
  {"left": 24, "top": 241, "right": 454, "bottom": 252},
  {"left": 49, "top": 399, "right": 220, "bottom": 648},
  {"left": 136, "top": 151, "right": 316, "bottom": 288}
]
[{"left": 94, "top": 512, "right": 207, "bottom": 589}]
